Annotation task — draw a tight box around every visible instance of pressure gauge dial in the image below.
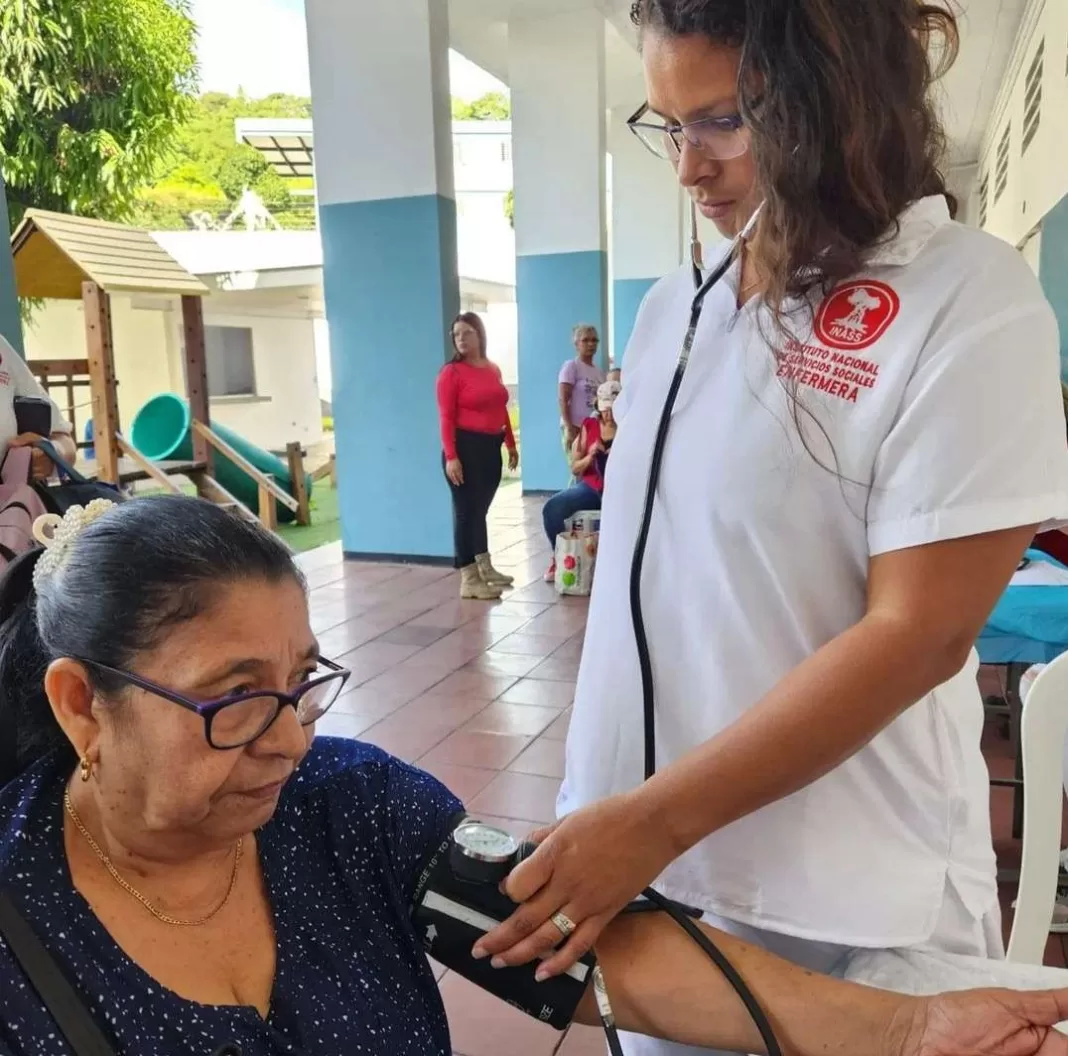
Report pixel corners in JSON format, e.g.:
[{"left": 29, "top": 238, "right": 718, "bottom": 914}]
[{"left": 451, "top": 820, "right": 520, "bottom": 884}]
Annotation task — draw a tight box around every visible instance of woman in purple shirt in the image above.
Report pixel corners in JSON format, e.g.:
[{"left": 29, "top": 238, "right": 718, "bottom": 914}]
[{"left": 558, "top": 324, "right": 606, "bottom": 462}]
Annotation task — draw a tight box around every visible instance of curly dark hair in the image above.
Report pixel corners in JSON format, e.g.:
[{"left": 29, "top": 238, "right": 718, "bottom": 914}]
[{"left": 630, "top": 0, "right": 959, "bottom": 320}]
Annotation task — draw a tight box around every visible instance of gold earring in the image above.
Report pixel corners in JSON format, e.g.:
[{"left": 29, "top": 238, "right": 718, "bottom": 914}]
[{"left": 79, "top": 756, "right": 93, "bottom": 782}]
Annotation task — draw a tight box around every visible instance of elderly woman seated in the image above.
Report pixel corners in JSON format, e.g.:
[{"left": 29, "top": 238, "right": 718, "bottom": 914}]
[
  {"left": 0, "top": 495, "right": 1066, "bottom": 1056},
  {"left": 543, "top": 379, "right": 619, "bottom": 582}
]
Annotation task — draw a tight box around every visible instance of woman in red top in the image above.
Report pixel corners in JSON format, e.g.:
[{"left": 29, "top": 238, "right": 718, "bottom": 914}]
[
  {"left": 542, "top": 380, "right": 619, "bottom": 583},
  {"left": 436, "top": 312, "right": 519, "bottom": 600}
]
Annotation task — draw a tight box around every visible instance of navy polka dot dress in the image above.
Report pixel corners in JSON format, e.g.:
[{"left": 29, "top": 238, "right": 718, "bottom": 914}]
[{"left": 0, "top": 737, "right": 461, "bottom": 1055}]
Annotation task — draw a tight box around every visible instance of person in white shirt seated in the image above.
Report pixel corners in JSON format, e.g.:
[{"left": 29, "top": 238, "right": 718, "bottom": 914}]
[{"left": 0, "top": 334, "right": 76, "bottom": 479}]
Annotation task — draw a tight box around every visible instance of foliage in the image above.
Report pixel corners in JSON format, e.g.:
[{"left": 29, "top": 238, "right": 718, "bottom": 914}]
[
  {"left": 504, "top": 188, "right": 514, "bottom": 229},
  {"left": 217, "top": 146, "right": 290, "bottom": 211},
  {"left": 131, "top": 85, "right": 506, "bottom": 231},
  {"left": 133, "top": 91, "right": 312, "bottom": 230},
  {"left": 0, "top": 0, "right": 198, "bottom": 226},
  {"left": 452, "top": 92, "right": 511, "bottom": 122}
]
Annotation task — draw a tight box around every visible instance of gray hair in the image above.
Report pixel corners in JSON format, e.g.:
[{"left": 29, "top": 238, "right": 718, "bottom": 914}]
[{"left": 572, "top": 324, "right": 599, "bottom": 342}]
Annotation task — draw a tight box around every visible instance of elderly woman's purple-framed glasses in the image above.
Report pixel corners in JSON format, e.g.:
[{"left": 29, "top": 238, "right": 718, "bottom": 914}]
[
  {"left": 80, "top": 657, "right": 351, "bottom": 749},
  {"left": 627, "top": 102, "right": 750, "bottom": 162}
]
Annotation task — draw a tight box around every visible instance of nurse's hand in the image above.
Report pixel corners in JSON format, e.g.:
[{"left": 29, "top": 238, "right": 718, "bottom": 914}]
[
  {"left": 473, "top": 791, "right": 678, "bottom": 978},
  {"left": 905, "top": 989, "right": 1068, "bottom": 1056}
]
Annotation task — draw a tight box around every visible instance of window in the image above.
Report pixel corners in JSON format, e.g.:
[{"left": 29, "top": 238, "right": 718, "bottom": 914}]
[
  {"left": 978, "top": 173, "right": 989, "bottom": 228},
  {"left": 205, "top": 326, "right": 256, "bottom": 397},
  {"left": 994, "top": 124, "right": 1010, "bottom": 203},
  {"left": 1022, "top": 40, "right": 1044, "bottom": 155}
]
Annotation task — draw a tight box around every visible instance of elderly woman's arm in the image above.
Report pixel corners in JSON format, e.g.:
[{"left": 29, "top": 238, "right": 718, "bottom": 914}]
[{"left": 579, "top": 913, "right": 1068, "bottom": 1056}]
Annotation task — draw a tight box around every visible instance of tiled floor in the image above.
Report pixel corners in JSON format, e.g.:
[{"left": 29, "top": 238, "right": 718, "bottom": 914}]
[
  {"left": 299, "top": 489, "right": 604, "bottom": 1054},
  {"left": 297, "top": 489, "right": 1061, "bottom": 1055}
]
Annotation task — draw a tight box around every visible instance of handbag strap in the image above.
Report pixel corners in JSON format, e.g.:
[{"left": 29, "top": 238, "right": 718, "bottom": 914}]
[
  {"left": 32, "top": 440, "right": 91, "bottom": 486},
  {"left": 0, "top": 891, "right": 117, "bottom": 1056}
]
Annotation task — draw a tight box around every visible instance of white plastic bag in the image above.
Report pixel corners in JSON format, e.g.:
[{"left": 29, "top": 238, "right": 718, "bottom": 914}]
[{"left": 554, "top": 530, "right": 598, "bottom": 596}]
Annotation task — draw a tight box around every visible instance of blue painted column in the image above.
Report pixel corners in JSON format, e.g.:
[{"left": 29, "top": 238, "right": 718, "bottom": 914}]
[
  {"left": 608, "top": 107, "right": 684, "bottom": 363},
  {"left": 1039, "top": 193, "right": 1068, "bottom": 379},
  {"left": 0, "top": 175, "right": 23, "bottom": 356},
  {"left": 510, "top": 11, "right": 608, "bottom": 493},
  {"left": 305, "top": 0, "right": 457, "bottom": 560}
]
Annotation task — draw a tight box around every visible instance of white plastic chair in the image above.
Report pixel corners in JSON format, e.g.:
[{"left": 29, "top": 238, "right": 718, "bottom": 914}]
[{"left": 1006, "top": 651, "right": 1068, "bottom": 963}]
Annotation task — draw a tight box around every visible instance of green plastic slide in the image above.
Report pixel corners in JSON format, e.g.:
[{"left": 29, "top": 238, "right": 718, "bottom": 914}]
[{"left": 130, "top": 393, "right": 311, "bottom": 524}]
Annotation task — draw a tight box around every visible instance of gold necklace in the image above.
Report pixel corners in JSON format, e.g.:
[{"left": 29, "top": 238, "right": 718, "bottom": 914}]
[{"left": 64, "top": 789, "right": 243, "bottom": 928}]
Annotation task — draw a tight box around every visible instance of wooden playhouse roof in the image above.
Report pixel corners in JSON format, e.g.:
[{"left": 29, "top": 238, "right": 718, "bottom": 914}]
[{"left": 10, "top": 209, "right": 209, "bottom": 300}]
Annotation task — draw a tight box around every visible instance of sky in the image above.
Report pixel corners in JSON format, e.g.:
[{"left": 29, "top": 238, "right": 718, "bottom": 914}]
[{"left": 190, "top": 0, "right": 506, "bottom": 100}]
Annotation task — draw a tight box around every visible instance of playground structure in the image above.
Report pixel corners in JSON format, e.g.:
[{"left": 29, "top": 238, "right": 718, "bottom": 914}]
[{"left": 11, "top": 209, "right": 321, "bottom": 531}]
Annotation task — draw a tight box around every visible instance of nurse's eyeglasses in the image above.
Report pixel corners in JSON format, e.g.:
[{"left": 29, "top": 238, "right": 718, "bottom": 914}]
[
  {"left": 627, "top": 102, "right": 750, "bottom": 163},
  {"left": 77, "top": 657, "right": 351, "bottom": 749}
]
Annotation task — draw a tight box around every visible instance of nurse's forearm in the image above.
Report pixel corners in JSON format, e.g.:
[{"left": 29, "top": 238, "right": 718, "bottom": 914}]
[
  {"left": 638, "top": 609, "right": 969, "bottom": 854},
  {"left": 581, "top": 912, "right": 917, "bottom": 1055}
]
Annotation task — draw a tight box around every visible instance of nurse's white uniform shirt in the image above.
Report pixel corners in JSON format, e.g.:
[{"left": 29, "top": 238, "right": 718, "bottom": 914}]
[
  {"left": 558, "top": 196, "right": 1068, "bottom": 947},
  {"left": 0, "top": 335, "right": 72, "bottom": 463}
]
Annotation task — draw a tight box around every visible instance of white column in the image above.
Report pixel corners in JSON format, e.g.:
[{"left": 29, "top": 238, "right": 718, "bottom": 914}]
[
  {"left": 510, "top": 9, "right": 607, "bottom": 492},
  {"left": 608, "top": 107, "right": 685, "bottom": 363},
  {"left": 306, "top": 0, "right": 458, "bottom": 560}
]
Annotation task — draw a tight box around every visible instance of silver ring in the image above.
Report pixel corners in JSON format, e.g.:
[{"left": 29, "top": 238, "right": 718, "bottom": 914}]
[{"left": 551, "top": 912, "right": 577, "bottom": 938}]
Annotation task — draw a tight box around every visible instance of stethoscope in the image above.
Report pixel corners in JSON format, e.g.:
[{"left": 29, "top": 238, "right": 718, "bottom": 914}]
[{"left": 630, "top": 199, "right": 765, "bottom": 781}]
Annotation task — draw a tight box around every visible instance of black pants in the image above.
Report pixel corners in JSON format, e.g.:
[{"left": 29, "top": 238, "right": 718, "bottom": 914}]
[{"left": 444, "top": 429, "right": 504, "bottom": 568}]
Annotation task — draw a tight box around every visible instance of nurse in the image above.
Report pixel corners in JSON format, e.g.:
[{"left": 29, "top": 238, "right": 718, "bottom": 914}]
[{"left": 476, "top": 0, "right": 1068, "bottom": 1049}]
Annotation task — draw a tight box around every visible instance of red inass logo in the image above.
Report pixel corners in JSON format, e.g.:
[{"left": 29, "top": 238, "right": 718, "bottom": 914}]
[{"left": 815, "top": 280, "right": 900, "bottom": 352}]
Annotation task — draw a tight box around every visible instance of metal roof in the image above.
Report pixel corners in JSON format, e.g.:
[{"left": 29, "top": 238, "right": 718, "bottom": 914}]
[
  {"left": 10, "top": 209, "right": 209, "bottom": 301},
  {"left": 236, "top": 118, "right": 315, "bottom": 179}
]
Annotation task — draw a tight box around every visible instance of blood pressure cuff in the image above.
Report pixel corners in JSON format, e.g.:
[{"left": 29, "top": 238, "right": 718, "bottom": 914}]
[{"left": 410, "top": 815, "right": 593, "bottom": 1031}]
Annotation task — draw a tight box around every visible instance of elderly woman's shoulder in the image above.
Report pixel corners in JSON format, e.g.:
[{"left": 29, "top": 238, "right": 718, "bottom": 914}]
[{"left": 0, "top": 750, "right": 68, "bottom": 877}]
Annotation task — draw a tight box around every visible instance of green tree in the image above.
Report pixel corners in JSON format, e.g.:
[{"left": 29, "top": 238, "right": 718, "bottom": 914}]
[
  {"left": 0, "top": 0, "right": 198, "bottom": 227},
  {"left": 218, "top": 145, "right": 291, "bottom": 212},
  {"left": 504, "top": 189, "right": 514, "bottom": 229},
  {"left": 452, "top": 92, "right": 510, "bottom": 122}
]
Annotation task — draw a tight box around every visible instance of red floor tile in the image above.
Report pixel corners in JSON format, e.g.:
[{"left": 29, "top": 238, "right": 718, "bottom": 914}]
[
  {"left": 498, "top": 678, "right": 575, "bottom": 709},
  {"left": 541, "top": 710, "right": 573, "bottom": 742},
  {"left": 336, "top": 640, "right": 423, "bottom": 684},
  {"left": 431, "top": 669, "right": 520, "bottom": 700},
  {"left": 417, "top": 761, "right": 498, "bottom": 802},
  {"left": 421, "top": 730, "right": 533, "bottom": 770},
  {"left": 526, "top": 656, "right": 582, "bottom": 682},
  {"left": 393, "top": 693, "right": 493, "bottom": 730},
  {"left": 463, "top": 702, "right": 560, "bottom": 737},
  {"left": 469, "top": 771, "right": 563, "bottom": 824},
  {"left": 507, "top": 738, "right": 568, "bottom": 780},
  {"left": 490, "top": 633, "right": 566, "bottom": 658},
  {"left": 313, "top": 711, "right": 380, "bottom": 741},
  {"left": 360, "top": 714, "right": 452, "bottom": 763},
  {"left": 375, "top": 624, "right": 455, "bottom": 648},
  {"left": 466, "top": 651, "right": 545, "bottom": 678}
]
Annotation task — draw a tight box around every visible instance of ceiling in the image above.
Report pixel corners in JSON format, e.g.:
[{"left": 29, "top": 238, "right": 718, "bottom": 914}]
[{"left": 448, "top": 0, "right": 1031, "bottom": 173}]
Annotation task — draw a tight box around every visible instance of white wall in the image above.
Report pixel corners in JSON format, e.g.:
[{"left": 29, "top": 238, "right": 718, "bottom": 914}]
[
  {"left": 24, "top": 289, "right": 324, "bottom": 455},
  {"left": 975, "top": 0, "right": 1068, "bottom": 246},
  {"left": 24, "top": 296, "right": 180, "bottom": 443}
]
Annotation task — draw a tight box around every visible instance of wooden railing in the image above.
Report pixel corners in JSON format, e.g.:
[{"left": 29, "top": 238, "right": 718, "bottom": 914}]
[
  {"left": 116, "top": 436, "right": 183, "bottom": 494},
  {"left": 28, "top": 358, "right": 93, "bottom": 450},
  {"left": 191, "top": 420, "right": 298, "bottom": 531}
]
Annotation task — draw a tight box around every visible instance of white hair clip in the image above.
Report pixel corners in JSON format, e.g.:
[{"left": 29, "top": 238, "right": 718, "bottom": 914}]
[{"left": 32, "top": 499, "right": 117, "bottom": 590}]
